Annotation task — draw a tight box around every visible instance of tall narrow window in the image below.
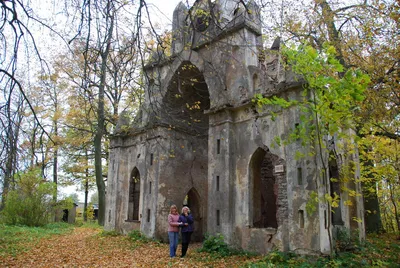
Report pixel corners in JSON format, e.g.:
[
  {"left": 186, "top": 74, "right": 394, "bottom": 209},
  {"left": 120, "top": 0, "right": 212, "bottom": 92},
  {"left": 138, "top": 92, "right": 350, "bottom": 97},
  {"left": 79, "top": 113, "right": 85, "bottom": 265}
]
[
  {"left": 299, "top": 210, "right": 304, "bottom": 228},
  {"left": 295, "top": 123, "right": 300, "bottom": 140},
  {"left": 147, "top": 209, "right": 151, "bottom": 222},
  {"left": 217, "top": 210, "right": 220, "bottom": 226},
  {"left": 150, "top": 153, "right": 154, "bottom": 165},
  {"left": 217, "top": 139, "right": 221, "bottom": 154},
  {"left": 149, "top": 181, "right": 152, "bottom": 194},
  {"left": 324, "top": 210, "right": 327, "bottom": 229},
  {"left": 330, "top": 159, "right": 344, "bottom": 225},
  {"left": 297, "top": 167, "right": 303, "bottom": 185},
  {"left": 216, "top": 176, "right": 220, "bottom": 191},
  {"left": 128, "top": 167, "right": 140, "bottom": 221}
]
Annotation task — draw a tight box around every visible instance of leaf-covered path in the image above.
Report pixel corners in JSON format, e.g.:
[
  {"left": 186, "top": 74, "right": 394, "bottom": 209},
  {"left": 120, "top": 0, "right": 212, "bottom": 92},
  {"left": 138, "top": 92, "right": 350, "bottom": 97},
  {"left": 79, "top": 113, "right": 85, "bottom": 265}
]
[{"left": 0, "top": 227, "right": 260, "bottom": 267}]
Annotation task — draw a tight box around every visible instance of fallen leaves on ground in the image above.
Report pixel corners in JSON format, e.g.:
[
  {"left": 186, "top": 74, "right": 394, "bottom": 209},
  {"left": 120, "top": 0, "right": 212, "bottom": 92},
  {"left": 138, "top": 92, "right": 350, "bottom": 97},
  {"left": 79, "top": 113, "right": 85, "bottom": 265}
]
[{"left": 0, "top": 227, "right": 262, "bottom": 267}]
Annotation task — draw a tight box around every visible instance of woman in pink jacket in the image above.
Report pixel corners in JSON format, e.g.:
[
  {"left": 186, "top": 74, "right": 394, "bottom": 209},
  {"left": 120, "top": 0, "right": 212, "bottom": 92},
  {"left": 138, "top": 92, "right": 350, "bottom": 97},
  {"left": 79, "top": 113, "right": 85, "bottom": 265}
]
[{"left": 168, "top": 205, "right": 184, "bottom": 257}]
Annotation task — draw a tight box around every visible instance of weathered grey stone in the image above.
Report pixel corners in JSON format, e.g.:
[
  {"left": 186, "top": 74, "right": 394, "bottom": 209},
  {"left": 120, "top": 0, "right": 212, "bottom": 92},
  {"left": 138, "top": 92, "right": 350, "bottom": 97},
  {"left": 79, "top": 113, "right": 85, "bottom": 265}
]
[
  {"left": 171, "top": 1, "right": 188, "bottom": 55},
  {"left": 105, "top": 0, "right": 365, "bottom": 255}
]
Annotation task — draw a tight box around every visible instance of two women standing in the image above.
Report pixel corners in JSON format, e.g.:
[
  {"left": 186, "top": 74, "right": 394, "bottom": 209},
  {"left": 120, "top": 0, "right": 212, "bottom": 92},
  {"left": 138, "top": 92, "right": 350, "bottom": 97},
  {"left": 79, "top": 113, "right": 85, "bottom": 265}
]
[{"left": 167, "top": 205, "right": 194, "bottom": 258}]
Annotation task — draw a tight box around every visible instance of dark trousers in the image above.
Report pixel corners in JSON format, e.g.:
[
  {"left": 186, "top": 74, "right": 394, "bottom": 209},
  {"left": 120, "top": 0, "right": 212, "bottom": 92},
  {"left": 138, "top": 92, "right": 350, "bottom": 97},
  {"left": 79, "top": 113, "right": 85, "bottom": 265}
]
[{"left": 181, "top": 231, "right": 192, "bottom": 257}]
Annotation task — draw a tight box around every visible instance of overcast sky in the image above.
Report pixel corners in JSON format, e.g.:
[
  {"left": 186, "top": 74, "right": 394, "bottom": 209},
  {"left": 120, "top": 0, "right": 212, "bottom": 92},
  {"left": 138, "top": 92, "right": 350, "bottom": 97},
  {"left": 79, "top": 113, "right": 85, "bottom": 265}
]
[{"left": 146, "top": 0, "right": 195, "bottom": 29}]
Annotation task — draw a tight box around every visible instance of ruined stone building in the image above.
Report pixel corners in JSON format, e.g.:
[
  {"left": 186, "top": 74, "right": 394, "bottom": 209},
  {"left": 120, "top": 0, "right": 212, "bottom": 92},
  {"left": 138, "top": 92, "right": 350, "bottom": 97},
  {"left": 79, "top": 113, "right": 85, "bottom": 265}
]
[{"left": 105, "top": 0, "right": 365, "bottom": 254}]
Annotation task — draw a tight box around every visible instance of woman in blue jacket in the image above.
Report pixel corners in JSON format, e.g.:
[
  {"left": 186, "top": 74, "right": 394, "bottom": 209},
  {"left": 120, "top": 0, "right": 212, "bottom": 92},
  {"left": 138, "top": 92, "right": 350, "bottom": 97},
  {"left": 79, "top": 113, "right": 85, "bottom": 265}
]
[{"left": 178, "top": 206, "right": 194, "bottom": 257}]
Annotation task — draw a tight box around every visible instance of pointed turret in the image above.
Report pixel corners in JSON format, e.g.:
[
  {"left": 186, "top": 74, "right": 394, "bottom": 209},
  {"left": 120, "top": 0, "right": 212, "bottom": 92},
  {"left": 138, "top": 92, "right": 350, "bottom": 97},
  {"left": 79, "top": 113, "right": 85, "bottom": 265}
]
[{"left": 171, "top": 1, "right": 188, "bottom": 55}]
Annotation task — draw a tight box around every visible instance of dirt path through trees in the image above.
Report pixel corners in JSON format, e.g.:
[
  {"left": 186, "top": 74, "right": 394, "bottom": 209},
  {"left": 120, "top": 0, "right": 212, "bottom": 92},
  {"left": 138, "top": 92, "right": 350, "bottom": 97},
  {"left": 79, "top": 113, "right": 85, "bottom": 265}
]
[{"left": 1, "top": 227, "right": 259, "bottom": 267}]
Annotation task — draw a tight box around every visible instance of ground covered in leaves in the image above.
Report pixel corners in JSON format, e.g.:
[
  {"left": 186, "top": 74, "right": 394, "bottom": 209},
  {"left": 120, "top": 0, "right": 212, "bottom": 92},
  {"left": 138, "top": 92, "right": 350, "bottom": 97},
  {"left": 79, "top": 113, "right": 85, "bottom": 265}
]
[
  {"left": 0, "top": 225, "right": 261, "bottom": 267},
  {"left": 1, "top": 223, "right": 399, "bottom": 267}
]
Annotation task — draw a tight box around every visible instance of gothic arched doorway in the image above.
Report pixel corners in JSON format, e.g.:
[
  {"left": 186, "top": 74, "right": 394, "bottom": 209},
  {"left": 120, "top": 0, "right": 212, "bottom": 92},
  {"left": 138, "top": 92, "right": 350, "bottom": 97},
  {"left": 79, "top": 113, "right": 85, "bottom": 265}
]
[{"left": 182, "top": 188, "right": 203, "bottom": 242}]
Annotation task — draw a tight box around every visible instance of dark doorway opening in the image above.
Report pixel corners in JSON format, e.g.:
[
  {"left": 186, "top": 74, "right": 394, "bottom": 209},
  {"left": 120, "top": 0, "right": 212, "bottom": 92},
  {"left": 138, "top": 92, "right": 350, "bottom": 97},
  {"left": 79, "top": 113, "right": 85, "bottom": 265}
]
[
  {"left": 62, "top": 209, "right": 68, "bottom": 222},
  {"left": 250, "top": 147, "right": 278, "bottom": 228},
  {"left": 329, "top": 155, "right": 343, "bottom": 226},
  {"left": 182, "top": 188, "right": 203, "bottom": 241}
]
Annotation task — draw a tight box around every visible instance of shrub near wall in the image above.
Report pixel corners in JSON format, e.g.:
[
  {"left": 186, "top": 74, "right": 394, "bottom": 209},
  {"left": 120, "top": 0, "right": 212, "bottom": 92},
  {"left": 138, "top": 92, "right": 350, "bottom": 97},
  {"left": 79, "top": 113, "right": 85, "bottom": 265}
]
[{"left": 0, "top": 168, "right": 57, "bottom": 226}]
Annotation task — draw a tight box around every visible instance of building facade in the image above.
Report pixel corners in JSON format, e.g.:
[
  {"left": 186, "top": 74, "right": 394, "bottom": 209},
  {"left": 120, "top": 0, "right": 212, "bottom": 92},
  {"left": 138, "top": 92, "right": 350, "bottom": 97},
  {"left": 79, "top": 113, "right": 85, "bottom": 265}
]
[{"left": 104, "top": 0, "right": 365, "bottom": 254}]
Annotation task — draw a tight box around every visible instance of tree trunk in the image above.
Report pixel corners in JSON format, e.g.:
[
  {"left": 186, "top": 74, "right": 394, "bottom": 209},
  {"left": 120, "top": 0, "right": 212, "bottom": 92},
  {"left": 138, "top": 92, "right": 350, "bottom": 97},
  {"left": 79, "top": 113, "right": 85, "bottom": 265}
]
[
  {"left": 1, "top": 149, "right": 13, "bottom": 210},
  {"left": 84, "top": 150, "right": 89, "bottom": 222},
  {"left": 363, "top": 182, "right": 384, "bottom": 233},
  {"left": 1, "top": 97, "right": 22, "bottom": 210},
  {"left": 94, "top": 83, "right": 106, "bottom": 226},
  {"left": 389, "top": 184, "right": 400, "bottom": 232},
  {"left": 94, "top": 0, "right": 114, "bottom": 226},
  {"left": 362, "top": 145, "right": 385, "bottom": 233},
  {"left": 53, "top": 110, "right": 58, "bottom": 221},
  {"left": 94, "top": 107, "right": 106, "bottom": 226},
  {"left": 317, "top": 0, "right": 347, "bottom": 68}
]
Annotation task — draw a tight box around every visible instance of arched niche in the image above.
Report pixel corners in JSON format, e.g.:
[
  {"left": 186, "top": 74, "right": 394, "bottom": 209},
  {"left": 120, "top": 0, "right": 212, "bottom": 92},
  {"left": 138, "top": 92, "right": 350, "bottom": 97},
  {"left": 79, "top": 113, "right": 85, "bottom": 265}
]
[
  {"left": 127, "top": 167, "right": 140, "bottom": 221},
  {"left": 162, "top": 61, "right": 210, "bottom": 135},
  {"left": 249, "top": 147, "right": 279, "bottom": 228}
]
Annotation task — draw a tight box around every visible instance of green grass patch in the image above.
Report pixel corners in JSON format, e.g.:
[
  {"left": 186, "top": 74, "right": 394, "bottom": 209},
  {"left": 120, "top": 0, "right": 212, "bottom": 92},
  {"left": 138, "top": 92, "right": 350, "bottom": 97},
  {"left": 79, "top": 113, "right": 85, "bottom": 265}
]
[
  {"left": 245, "top": 233, "right": 400, "bottom": 267},
  {"left": 128, "top": 230, "right": 150, "bottom": 242},
  {"left": 0, "top": 222, "right": 73, "bottom": 257},
  {"left": 198, "top": 233, "right": 257, "bottom": 257},
  {"left": 99, "top": 230, "right": 120, "bottom": 237}
]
